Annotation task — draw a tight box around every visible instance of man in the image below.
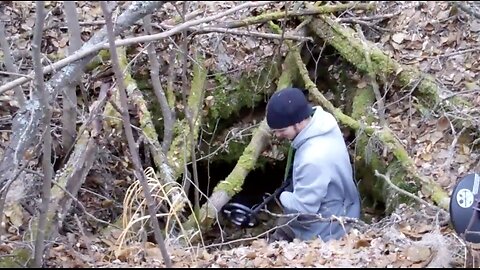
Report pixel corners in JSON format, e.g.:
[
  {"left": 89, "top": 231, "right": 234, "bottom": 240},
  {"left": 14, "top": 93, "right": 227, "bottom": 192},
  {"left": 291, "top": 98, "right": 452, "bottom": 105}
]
[{"left": 266, "top": 87, "right": 361, "bottom": 242}]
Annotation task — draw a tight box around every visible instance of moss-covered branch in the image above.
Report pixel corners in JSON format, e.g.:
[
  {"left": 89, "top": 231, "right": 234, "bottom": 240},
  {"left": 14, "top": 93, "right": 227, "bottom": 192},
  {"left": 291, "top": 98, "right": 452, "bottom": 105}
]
[
  {"left": 293, "top": 47, "right": 450, "bottom": 210},
  {"left": 223, "top": 3, "right": 376, "bottom": 29},
  {"left": 116, "top": 48, "right": 171, "bottom": 176},
  {"left": 166, "top": 56, "right": 207, "bottom": 179}
]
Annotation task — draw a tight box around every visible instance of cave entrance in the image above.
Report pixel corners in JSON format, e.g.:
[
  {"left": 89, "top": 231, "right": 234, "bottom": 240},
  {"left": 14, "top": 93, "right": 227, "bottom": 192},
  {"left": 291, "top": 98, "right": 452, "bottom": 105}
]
[
  {"left": 191, "top": 157, "right": 287, "bottom": 210},
  {"left": 184, "top": 40, "right": 388, "bottom": 233}
]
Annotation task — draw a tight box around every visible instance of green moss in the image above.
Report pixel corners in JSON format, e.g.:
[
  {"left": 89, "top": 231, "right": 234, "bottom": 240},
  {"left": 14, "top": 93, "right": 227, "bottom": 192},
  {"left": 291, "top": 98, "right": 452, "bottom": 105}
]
[
  {"left": 378, "top": 131, "right": 413, "bottom": 169},
  {"left": 309, "top": 16, "right": 441, "bottom": 109},
  {"left": 207, "top": 70, "right": 269, "bottom": 122},
  {"left": 136, "top": 79, "right": 166, "bottom": 136},
  {"left": 167, "top": 57, "right": 208, "bottom": 178},
  {"left": 214, "top": 140, "right": 248, "bottom": 164},
  {"left": 214, "top": 144, "right": 257, "bottom": 197},
  {"left": 382, "top": 162, "right": 420, "bottom": 213},
  {"left": 0, "top": 248, "right": 31, "bottom": 268},
  {"left": 351, "top": 86, "right": 375, "bottom": 121},
  {"left": 86, "top": 49, "right": 110, "bottom": 72}
]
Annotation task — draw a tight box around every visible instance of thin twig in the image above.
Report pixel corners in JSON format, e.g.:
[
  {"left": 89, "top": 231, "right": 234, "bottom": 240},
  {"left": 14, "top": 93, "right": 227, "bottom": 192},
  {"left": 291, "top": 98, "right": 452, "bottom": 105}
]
[
  {"left": 191, "top": 27, "right": 313, "bottom": 41},
  {"left": 73, "top": 214, "right": 93, "bottom": 256},
  {"left": 100, "top": 2, "right": 172, "bottom": 267},
  {"left": 177, "top": 1, "right": 201, "bottom": 214},
  {"left": 50, "top": 179, "right": 119, "bottom": 228},
  {"left": 338, "top": 12, "right": 401, "bottom": 21},
  {"left": 441, "top": 89, "right": 480, "bottom": 101},
  {"left": 62, "top": 0, "right": 83, "bottom": 154},
  {"left": 355, "top": 24, "right": 386, "bottom": 127},
  {"left": 33, "top": 1, "right": 52, "bottom": 267},
  {"left": 339, "top": 17, "right": 390, "bottom": 32},
  {"left": 143, "top": 16, "right": 174, "bottom": 154},
  {"left": 374, "top": 170, "right": 449, "bottom": 220},
  {"left": 426, "top": 46, "right": 480, "bottom": 59},
  {"left": 0, "top": 70, "right": 33, "bottom": 79},
  {"left": 163, "top": 25, "right": 313, "bottom": 42},
  {"left": 0, "top": 22, "right": 26, "bottom": 106},
  {"left": 443, "top": 124, "right": 467, "bottom": 169}
]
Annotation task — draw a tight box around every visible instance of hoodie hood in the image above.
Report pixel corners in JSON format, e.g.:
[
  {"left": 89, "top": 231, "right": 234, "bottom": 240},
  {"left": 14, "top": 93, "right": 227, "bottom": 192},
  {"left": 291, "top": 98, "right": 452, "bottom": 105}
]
[{"left": 292, "top": 106, "right": 337, "bottom": 149}]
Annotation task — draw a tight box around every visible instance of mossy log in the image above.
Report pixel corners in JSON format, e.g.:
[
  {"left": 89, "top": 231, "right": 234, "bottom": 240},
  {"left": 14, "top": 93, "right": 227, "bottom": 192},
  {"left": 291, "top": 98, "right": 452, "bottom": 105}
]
[
  {"left": 105, "top": 47, "right": 185, "bottom": 202},
  {"left": 183, "top": 51, "right": 300, "bottom": 234},
  {"left": 116, "top": 47, "right": 175, "bottom": 185},
  {"left": 103, "top": 50, "right": 208, "bottom": 239},
  {"left": 166, "top": 55, "right": 207, "bottom": 180},
  {"left": 306, "top": 12, "right": 472, "bottom": 113},
  {"left": 223, "top": 2, "right": 376, "bottom": 29},
  {"left": 293, "top": 47, "right": 450, "bottom": 210}
]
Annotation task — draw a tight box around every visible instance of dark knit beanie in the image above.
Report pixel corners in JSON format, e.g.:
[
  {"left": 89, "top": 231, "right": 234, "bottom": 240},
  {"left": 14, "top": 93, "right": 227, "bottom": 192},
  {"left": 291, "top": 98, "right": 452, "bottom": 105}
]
[{"left": 266, "top": 87, "right": 312, "bottom": 129}]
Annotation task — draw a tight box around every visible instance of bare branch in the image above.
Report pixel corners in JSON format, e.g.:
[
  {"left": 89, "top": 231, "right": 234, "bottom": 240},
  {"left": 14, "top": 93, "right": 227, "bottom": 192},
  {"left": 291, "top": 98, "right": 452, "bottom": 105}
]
[
  {"left": 143, "top": 16, "right": 174, "bottom": 154},
  {"left": 426, "top": 46, "right": 480, "bottom": 59},
  {"left": 374, "top": 170, "right": 450, "bottom": 224},
  {"left": 215, "top": 3, "right": 376, "bottom": 29},
  {"left": 0, "top": 70, "right": 33, "bottom": 79},
  {"left": 177, "top": 1, "right": 201, "bottom": 212},
  {"left": 100, "top": 2, "right": 172, "bottom": 267},
  {"left": 62, "top": 1, "right": 83, "bottom": 154},
  {"left": 181, "top": 26, "right": 313, "bottom": 42},
  {"left": 0, "top": 1, "right": 274, "bottom": 95},
  {"left": 355, "top": 24, "right": 386, "bottom": 127},
  {"left": 0, "top": 22, "right": 26, "bottom": 106},
  {"left": 32, "top": 1, "right": 52, "bottom": 267}
]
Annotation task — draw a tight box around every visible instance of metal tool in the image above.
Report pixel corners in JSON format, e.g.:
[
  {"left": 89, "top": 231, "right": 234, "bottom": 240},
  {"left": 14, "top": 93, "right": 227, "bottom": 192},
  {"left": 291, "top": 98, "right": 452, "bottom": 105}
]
[
  {"left": 449, "top": 172, "right": 480, "bottom": 243},
  {"left": 222, "top": 146, "right": 294, "bottom": 228},
  {"left": 222, "top": 180, "right": 290, "bottom": 228}
]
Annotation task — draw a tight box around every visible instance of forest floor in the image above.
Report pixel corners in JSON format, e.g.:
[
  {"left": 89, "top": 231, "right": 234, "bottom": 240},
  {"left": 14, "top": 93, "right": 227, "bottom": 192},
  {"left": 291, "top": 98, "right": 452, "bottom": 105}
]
[{"left": 1, "top": 1, "right": 479, "bottom": 268}]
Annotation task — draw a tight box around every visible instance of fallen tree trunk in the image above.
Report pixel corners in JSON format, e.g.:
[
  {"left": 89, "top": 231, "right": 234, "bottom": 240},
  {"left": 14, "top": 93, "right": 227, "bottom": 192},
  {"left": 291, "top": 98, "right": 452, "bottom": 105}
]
[{"left": 292, "top": 46, "right": 450, "bottom": 210}]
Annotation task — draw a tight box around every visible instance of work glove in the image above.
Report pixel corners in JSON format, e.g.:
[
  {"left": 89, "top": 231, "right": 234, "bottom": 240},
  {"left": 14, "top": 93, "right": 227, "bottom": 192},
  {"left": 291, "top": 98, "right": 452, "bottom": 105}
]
[{"left": 282, "top": 177, "right": 293, "bottom": 193}]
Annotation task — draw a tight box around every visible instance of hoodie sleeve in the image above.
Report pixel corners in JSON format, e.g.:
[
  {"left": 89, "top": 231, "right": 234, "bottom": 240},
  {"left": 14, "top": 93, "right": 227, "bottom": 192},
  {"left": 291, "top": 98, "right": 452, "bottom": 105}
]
[{"left": 279, "top": 161, "right": 330, "bottom": 213}]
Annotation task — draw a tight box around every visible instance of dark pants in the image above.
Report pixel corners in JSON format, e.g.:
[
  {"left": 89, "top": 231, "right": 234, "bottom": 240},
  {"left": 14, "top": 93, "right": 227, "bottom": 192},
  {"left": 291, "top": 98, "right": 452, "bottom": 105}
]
[
  {"left": 268, "top": 216, "right": 296, "bottom": 242},
  {"left": 269, "top": 178, "right": 295, "bottom": 242}
]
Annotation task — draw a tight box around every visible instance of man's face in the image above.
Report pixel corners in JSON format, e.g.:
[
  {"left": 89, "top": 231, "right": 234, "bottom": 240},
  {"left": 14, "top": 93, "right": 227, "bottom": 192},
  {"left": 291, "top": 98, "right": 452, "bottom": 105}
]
[{"left": 272, "top": 125, "right": 299, "bottom": 141}]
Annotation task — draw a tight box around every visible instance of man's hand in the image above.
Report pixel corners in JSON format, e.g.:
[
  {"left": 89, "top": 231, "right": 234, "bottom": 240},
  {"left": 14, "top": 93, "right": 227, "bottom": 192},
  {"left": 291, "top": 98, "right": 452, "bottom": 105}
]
[{"left": 283, "top": 177, "right": 293, "bottom": 192}]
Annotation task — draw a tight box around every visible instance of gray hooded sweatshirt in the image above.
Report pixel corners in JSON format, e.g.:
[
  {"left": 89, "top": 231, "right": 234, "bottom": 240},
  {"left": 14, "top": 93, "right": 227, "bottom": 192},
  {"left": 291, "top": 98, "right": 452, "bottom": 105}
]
[{"left": 279, "top": 106, "right": 361, "bottom": 242}]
